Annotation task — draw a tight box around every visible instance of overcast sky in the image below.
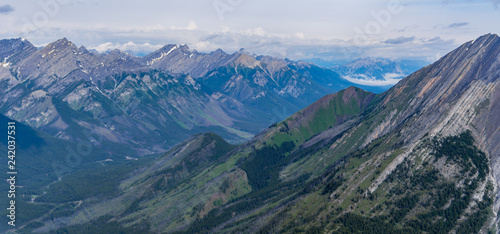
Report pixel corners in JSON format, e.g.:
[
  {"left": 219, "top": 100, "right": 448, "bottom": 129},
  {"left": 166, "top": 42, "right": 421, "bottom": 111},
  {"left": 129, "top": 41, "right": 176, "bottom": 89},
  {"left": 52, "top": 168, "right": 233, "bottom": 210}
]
[{"left": 0, "top": 0, "right": 498, "bottom": 63}]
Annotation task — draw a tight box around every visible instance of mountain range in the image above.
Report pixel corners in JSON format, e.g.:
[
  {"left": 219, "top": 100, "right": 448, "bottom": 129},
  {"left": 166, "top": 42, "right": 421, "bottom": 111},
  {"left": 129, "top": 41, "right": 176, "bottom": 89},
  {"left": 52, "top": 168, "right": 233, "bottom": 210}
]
[
  {"left": 0, "top": 37, "right": 395, "bottom": 160},
  {"left": 3, "top": 33, "right": 498, "bottom": 233}
]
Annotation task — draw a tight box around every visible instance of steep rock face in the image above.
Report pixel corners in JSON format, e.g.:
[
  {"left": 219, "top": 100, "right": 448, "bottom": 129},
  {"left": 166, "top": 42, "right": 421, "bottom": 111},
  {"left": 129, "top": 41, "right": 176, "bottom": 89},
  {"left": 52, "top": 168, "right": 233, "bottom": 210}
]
[
  {"left": 363, "top": 33, "right": 500, "bottom": 190},
  {"left": 0, "top": 38, "right": 36, "bottom": 65}
]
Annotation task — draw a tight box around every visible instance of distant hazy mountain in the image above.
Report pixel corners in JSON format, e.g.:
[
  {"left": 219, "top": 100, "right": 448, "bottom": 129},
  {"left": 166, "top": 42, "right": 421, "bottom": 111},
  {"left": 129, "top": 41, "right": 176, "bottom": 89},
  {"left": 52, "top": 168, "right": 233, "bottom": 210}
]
[
  {"left": 332, "top": 57, "right": 429, "bottom": 87},
  {"left": 13, "top": 34, "right": 499, "bottom": 233}
]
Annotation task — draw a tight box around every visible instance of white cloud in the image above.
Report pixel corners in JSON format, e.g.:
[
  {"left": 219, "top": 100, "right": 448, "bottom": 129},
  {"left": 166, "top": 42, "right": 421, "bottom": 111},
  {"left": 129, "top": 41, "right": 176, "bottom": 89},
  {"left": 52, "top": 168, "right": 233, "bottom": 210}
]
[
  {"left": 186, "top": 21, "right": 198, "bottom": 30},
  {"left": 383, "top": 73, "right": 406, "bottom": 80},
  {"left": 90, "top": 41, "right": 163, "bottom": 53},
  {"left": 295, "top": 32, "right": 305, "bottom": 39},
  {"left": 171, "top": 21, "right": 198, "bottom": 31},
  {"left": 242, "top": 27, "right": 267, "bottom": 37},
  {"left": 220, "top": 26, "right": 230, "bottom": 33},
  {"left": 342, "top": 73, "right": 405, "bottom": 86}
]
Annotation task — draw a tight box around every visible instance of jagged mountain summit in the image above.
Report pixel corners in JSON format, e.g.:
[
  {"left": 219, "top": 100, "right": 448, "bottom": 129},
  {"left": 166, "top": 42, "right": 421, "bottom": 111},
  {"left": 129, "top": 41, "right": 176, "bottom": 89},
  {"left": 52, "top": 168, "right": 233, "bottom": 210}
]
[
  {"left": 143, "top": 44, "right": 238, "bottom": 77},
  {"left": 0, "top": 37, "right": 361, "bottom": 157},
  {"left": 13, "top": 33, "right": 500, "bottom": 233}
]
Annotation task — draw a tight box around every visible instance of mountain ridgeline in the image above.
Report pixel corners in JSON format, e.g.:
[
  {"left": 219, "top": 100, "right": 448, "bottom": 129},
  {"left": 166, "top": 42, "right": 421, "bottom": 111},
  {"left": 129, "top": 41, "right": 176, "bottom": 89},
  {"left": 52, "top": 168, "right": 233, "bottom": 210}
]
[
  {"left": 3, "top": 33, "right": 500, "bottom": 233},
  {"left": 0, "top": 37, "right": 367, "bottom": 160}
]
